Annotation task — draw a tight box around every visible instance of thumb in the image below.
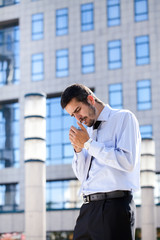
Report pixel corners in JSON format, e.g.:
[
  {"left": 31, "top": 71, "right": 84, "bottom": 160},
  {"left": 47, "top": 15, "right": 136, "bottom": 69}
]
[{"left": 77, "top": 121, "right": 86, "bottom": 130}]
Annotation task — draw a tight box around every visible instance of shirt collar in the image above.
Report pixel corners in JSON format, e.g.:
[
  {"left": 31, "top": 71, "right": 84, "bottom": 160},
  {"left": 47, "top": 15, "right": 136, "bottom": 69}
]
[{"left": 96, "top": 104, "right": 112, "bottom": 122}]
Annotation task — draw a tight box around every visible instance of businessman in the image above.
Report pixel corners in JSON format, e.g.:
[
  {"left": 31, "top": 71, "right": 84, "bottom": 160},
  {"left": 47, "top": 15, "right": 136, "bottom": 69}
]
[{"left": 61, "top": 84, "right": 141, "bottom": 240}]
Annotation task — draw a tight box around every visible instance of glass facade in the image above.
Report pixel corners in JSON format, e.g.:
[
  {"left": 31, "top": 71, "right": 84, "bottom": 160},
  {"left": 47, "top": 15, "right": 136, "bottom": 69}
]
[
  {"left": 133, "top": 190, "right": 141, "bottom": 206},
  {"left": 134, "top": 0, "right": 148, "bottom": 22},
  {"left": 108, "top": 40, "right": 122, "bottom": 69},
  {"left": 0, "top": 0, "right": 20, "bottom": 7},
  {"left": 46, "top": 97, "right": 76, "bottom": 165},
  {"left": 107, "top": 0, "right": 120, "bottom": 27},
  {"left": 32, "top": 53, "right": 44, "bottom": 81},
  {"left": 47, "top": 231, "right": 73, "bottom": 240},
  {"left": 81, "top": 3, "right": 94, "bottom": 31},
  {"left": 0, "top": 102, "right": 19, "bottom": 168},
  {"left": 46, "top": 180, "right": 81, "bottom": 210},
  {"left": 137, "top": 79, "right": 151, "bottom": 110},
  {"left": 0, "top": 1, "right": 160, "bottom": 237},
  {"left": 140, "top": 125, "right": 152, "bottom": 139},
  {"left": 0, "top": 25, "right": 20, "bottom": 86},
  {"left": 0, "top": 183, "right": 19, "bottom": 212},
  {"left": 81, "top": 44, "right": 95, "bottom": 74},
  {"left": 56, "top": 49, "right": 69, "bottom": 78},
  {"left": 155, "top": 173, "right": 160, "bottom": 205},
  {"left": 56, "top": 8, "right": 68, "bottom": 36},
  {"left": 109, "top": 83, "right": 123, "bottom": 109},
  {"left": 135, "top": 35, "right": 150, "bottom": 65},
  {"left": 32, "top": 13, "right": 44, "bottom": 40}
]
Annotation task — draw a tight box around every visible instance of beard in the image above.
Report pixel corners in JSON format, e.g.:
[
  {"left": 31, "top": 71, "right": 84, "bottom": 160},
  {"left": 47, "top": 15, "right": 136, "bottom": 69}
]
[
  {"left": 87, "top": 119, "right": 95, "bottom": 127},
  {"left": 82, "top": 104, "right": 96, "bottom": 127}
]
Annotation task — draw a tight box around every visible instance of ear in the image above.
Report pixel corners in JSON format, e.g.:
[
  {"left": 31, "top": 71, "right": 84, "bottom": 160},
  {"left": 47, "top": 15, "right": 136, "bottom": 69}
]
[{"left": 87, "top": 95, "right": 95, "bottom": 105}]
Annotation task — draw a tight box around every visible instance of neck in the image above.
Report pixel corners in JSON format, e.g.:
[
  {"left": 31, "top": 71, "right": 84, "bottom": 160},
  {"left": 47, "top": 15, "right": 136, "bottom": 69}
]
[{"left": 95, "top": 102, "right": 105, "bottom": 119}]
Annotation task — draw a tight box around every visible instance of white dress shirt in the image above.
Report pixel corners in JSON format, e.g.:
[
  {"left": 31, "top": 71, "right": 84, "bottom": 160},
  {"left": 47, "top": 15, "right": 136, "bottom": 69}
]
[{"left": 72, "top": 105, "right": 141, "bottom": 195}]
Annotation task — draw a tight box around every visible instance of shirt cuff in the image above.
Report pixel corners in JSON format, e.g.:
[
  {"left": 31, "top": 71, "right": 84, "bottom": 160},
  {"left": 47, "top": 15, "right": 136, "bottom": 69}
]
[{"left": 74, "top": 150, "right": 84, "bottom": 161}]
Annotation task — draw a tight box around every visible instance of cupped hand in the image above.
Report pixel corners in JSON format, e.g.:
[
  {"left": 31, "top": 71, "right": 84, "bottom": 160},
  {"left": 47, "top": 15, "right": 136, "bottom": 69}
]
[{"left": 69, "top": 122, "right": 89, "bottom": 149}]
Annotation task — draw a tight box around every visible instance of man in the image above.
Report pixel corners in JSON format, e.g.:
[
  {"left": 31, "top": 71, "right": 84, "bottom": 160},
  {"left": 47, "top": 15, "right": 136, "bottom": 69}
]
[{"left": 61, "top": 84, "right": 141, "bottom": 240}]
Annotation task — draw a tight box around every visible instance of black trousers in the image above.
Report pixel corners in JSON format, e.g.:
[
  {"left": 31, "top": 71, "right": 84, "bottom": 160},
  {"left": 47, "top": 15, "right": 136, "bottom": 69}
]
[{"left": 73, "top": 194, "right": 135, "bottom": 240}]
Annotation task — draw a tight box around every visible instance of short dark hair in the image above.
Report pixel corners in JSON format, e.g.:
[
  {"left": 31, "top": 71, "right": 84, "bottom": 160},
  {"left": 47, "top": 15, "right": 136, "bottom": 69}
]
[{"left": 61, "top": 84, "right": 95, "bottom": 109}]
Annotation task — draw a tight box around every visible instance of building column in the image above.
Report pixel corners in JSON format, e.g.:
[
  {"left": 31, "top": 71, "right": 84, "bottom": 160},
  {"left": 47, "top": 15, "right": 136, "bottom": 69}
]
[
  {"left": 24, "top": 93, "right": 46, "bottom": 240},
  {"left": 141, "top": 138, "right": 156, "bottom": 240}
]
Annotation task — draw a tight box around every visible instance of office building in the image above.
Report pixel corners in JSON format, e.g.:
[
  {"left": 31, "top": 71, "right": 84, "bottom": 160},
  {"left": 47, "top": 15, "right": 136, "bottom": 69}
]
[{"left": 0, "top": 0, "right": 160, "bottom": 239}]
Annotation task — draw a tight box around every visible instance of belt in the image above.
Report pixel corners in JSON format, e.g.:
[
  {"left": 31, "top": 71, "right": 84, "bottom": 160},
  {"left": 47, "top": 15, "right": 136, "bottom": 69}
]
[{"left": 83, "top": 191, "right": 131, "bottom": 204}]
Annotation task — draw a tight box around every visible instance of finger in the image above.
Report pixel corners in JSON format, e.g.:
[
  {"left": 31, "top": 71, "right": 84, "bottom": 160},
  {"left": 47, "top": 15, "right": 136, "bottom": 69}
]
[
  {"left": 69, "top": 133, "right": 74, "bottom": 142},
  {"left": 69, "top": 137, "right": 74, "bottom": 146},
  {"left": 70, "top": 125, "right": 79, "bottom": 133},
  {"left": 77, "top": 121, "right": 86, "bottom": 130},
  {"left": 69, "top": 128, "right": 78, "bottom": 137}
]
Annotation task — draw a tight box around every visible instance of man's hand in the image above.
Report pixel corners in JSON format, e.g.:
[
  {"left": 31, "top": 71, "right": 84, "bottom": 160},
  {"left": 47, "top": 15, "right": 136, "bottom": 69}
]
[{"left": 69, "top": 122, "right": 89, "bottom": 151}]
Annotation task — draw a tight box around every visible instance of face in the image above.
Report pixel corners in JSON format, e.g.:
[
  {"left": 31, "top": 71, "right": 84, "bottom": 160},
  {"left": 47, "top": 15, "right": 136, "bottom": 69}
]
[{"left": 65, "top": 97, "right": 97, "bottom": 127}]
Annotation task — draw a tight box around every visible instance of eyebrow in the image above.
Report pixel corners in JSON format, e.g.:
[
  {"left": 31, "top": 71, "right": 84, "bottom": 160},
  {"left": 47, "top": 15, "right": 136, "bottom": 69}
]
[{"left": 71, "top": 106, "right": 80, "bottom": 117}]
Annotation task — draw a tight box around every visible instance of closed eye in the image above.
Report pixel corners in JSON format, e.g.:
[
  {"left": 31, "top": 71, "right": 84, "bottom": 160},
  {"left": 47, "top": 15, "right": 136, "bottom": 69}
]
[
  {"left": 71, "top": 107, "right": 81, "bottom": 117},
  {"left": 75, "top": 107, "right": 81, "bottom": 113}
]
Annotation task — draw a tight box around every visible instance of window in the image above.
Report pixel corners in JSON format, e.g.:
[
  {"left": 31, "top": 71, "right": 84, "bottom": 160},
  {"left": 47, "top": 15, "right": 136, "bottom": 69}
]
[
  {"left": 0, "top": 183, "right": 19, "bottom": 212},
  {"left": 46, "top": 97, "right": 76, "bottom": 165},
  {"left": 157, "top": 228, "right": 160, "bottom": 240},
  {"left": 46, "top": 180, "right": 81, "bottom": 210},
  {"left": 32, "top": 53, "right": 44, "bottom": 81},
  {"left": 56, "top": 49, "right": 68, "bottom": 78},
  {"left": 0, "top": 0, "right": 20, "bottom": 7},
  {"left": 134, "top": 0, "right": 148, "bottom": 22},
  {"left": 32, "top": 13, "right": 43, "bottom": 40},
  {"left": 81, "top": 3, "right": 94, "bottom": 31},
  {"left": 133, "top": 190, "right": 141, "bottom": 206},
  {"left": 47, "top": 231, "right": 73, "bottom": 240},
  {"left": 108, "top": 40, "right": 122, "bottom": 69},
  {"left": 56, "top": 8, "right": 68, "bottom": 36},
  {"left": 135, "top": 35, "right": 150, "bottom": 65},
  {"left": 82, "top": 44, "right": 95, "bottom": 74},
  {"left": 135, "top": 228, "right": 141, "bottom": 240},
  {"left": 140, "top": 125, "right": 152, "bottom": 139},
  {"left": 109, "top": 83, "right": 123, "bottom": 109},
  {"left": 107, "top": 0, "right": 120, "bottom": 27},
  {"left": 155, "top": 173, "right": 160, "bottom": 205},
  {"left": 0, "top": 102, "right": 19, "bottom": 168},
  {"left": 0, "top": 25, "right": 20, "bottom": 86},
  {"left": 137, "top": 79, "right": 151, "bottom": 110}
]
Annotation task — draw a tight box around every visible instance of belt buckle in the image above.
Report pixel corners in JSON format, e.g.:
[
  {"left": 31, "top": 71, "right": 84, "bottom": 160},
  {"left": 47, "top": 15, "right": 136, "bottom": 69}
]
[{"left": 83, "top": 195, "right": 89, "bottom": 204}]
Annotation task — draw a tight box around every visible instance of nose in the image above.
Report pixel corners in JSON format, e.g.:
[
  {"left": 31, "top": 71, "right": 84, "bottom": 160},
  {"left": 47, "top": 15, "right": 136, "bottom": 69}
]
[{"left": 74, "top": 113, "right": 82, "bottom": 122}]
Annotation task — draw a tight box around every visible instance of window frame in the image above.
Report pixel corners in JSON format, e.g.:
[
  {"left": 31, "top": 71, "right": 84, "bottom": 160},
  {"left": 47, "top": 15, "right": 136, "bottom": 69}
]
[
  {"left": 107, "top": 0, "right": 121, "bottom": 27},
  {"left": 108, "top": 39, "right": 122, "bottom": 70},
  {"left": 135, "top": 35, "right": 150, "bottom": 65},
  {"left": 136, "top": 79, "right": 152, "bottom": 110},
  {"left": 56, "top": 8, "right": 68, "bottom": 36},
  {"left": 0, "top": 25, "right": 20, "bottom": 86},
  {"left": 0, "top": 0, "right": 20, "bottom": 7},
  {"left": 81, "top": 2, "right": 94, "bottom": 32},
  {"left": 134, "top": 0, "right": 148, "bottom": 22},
  {"left": 56, "top": 49, "right": 69, "bottom": 78},
  {"left": 31, "top": 53, "right": 44, "bottom": 81},
  {"left": 140, "top": 124, "right": 152, "bottom": 139},
  {"left": 46, "top": 179, "right": 82, "bottom": 210},
  {"left": 0, "top": 101, "right": 20, "bottom": 169},
  {"left": 81, "top": 44, "right": 95, "bottom": 74},
  {"left": 32, "top": 13, "right": 44, "bottom": 41},
  {"left": 0, "top": 183, "right": 20, "bottom": 213},
  {"left": 108, "top": 83, "right": 123, "bottom": 109},
  {"left": 46, "top": 97, "right": 76, "bottom": 165}
]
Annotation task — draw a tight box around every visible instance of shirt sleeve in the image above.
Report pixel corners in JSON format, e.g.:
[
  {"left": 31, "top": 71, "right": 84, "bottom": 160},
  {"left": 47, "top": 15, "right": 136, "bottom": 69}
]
[
  {"left": 88, "top": 112, "right": 141, "bottom": 172},
  {"left": 72, "top": 149, "right": 87, "bottom": 183}
]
